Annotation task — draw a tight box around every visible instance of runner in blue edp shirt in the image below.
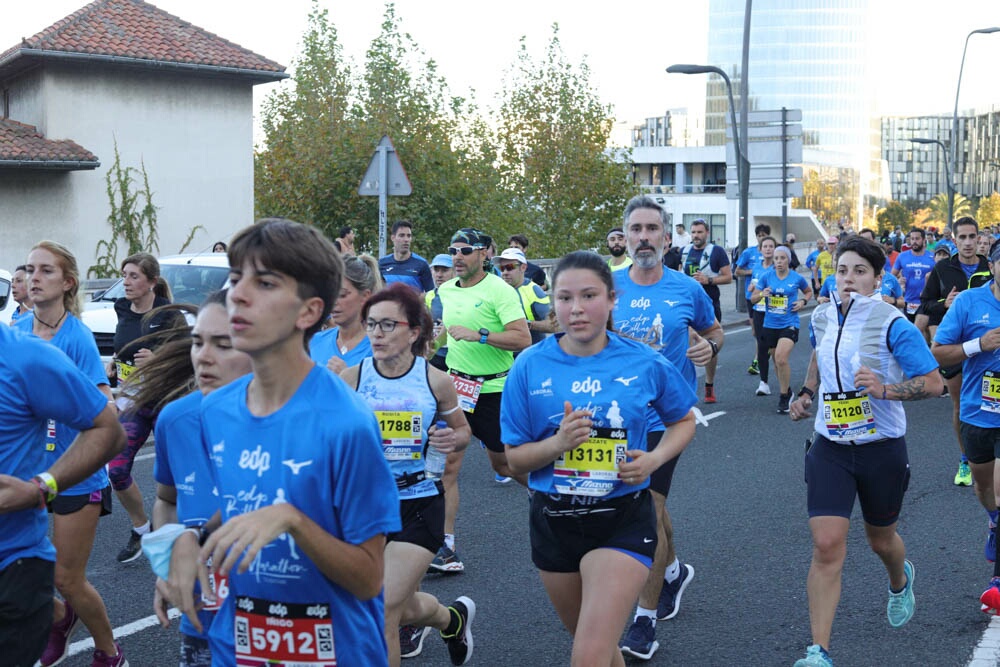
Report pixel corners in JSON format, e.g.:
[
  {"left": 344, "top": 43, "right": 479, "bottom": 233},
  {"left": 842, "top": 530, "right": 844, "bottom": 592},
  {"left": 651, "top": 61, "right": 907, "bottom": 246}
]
[
  {"left": 201, "top": 367, "right": 401, "bottom": 667},
  {"left": 502, "top": 333, "right": 695, "bottom": 498},
  {"left": 14, "top": 312, "right": 111, "bottom": 496},
  {"left": 756, "top": 266, "right": 810, "bottom": 330}
]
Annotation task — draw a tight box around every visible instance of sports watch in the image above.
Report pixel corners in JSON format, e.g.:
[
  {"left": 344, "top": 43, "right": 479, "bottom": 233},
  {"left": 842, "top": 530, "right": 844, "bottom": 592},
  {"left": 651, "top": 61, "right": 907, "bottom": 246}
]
[{"left": 478, "top": 328, "right": 489, "bottom": 344}]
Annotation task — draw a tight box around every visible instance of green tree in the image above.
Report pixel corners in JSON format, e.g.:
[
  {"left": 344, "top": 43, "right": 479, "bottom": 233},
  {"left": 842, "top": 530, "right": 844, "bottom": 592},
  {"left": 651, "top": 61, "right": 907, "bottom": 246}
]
[
  {"left": 89, "top": 140, "right": 159, "bottom": 278},
  {"left": 255, "top": 3, "right": 502, "bottom": 256},
  {"left": 978, "top": 192, "right": 1000, "bottom": 227},
  {"left": 924, "top": 192, "right": 972, "bottom": 227},
  {"left": 876, "top": 201, "right": 912, "bottom": 235},
  {"left": 493, "top": 26, "right": 637, "bottom": 256}
]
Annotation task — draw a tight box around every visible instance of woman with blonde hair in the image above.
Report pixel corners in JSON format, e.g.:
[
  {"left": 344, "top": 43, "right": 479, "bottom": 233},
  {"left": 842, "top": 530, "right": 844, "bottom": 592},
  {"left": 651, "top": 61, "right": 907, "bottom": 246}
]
[
  {"left": 14, "top": 240, "right": 126, "bottom": 666},
  {"left": 310, "top": 254, "right": 383, "bottom": 373}
]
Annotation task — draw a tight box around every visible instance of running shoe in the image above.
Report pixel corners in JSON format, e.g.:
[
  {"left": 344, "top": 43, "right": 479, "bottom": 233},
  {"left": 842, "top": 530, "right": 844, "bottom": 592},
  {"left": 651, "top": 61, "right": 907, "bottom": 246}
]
[
  {"left": 441, "top": 596, "right": 475, "bottom": 665},
  {"left": 704, "top": 385, "right": 716, "bottom": 404},
  {"left": 91, "top": 642, "right": 128, "bottom": 667},
  {"left": 987, "top": 523, "right": 997, "bottom": 563},
  {"left": 400, "top": 625, "right": 432, "bottom": 659},
  {"left": 793, "top": 644, "right": 834, "bottom": 667},
  {"left": 755, "top": 380, "right": 771, "bottom": 396},
  {"left": 618, "top": 616, "right": 659, "bottom": 660},
  {"left": 39, "top": 602, "right": 80, "bottom": 667},
  {"left": 777, "top": 392, "right": 791, "bottom": 414},
  {"left": 494, "top": 473, "right": 513, "bottom": 484},
  {"left": 980, "top": 577, "right": 1000, "bottom": 615},
  {"left": 887, "top": 559, "right": 915, "bottom": 628},
  {"left": 428, "top": 545, "right": 465, "bottom": 573},
  {"left": 657, "top": 562, "right": 694, "bottom": 620},
  {"left": 116, "top": 529, "right": 143, "bottom": 563},
  {"left": 954, "top": 461, "right": 973, "bottom": 486},
  {"left": 747, "top": 358, "right": 760, "bottom": 375}
]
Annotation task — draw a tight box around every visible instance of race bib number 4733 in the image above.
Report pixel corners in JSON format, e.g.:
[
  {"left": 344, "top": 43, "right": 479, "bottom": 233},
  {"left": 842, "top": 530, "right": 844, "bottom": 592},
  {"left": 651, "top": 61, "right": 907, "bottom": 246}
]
[
  {"left": 450, "top": 374, "right": 483, "bottom": 413},
  {"left": 234, "top": 596, "right": 335, "bottom": 666}
]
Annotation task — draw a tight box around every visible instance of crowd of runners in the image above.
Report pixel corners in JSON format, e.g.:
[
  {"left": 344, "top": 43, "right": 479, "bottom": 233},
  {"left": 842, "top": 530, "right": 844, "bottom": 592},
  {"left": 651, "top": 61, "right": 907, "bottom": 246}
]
[{"left": 3, "top": 199, "right": 1000, "bottom": 667}]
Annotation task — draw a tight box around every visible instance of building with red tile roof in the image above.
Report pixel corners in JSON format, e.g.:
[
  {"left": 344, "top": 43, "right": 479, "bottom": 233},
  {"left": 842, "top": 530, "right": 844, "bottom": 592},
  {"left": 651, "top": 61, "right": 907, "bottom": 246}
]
[{"left": 0, "top": 0, "right": 288, "bottom": 274}]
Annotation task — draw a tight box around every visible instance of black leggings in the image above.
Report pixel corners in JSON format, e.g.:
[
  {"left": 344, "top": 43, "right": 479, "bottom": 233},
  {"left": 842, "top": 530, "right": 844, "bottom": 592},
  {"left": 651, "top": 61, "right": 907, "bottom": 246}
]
[{"left": 753, "top": 310, "right": 769, "bottom": 382}]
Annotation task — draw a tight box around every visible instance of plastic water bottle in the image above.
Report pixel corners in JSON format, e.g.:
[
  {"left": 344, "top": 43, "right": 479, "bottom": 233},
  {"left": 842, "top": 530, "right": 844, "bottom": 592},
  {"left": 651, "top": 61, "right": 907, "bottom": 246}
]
[{"left": 425, "top": 420, "right": 448, "bottom": 481}]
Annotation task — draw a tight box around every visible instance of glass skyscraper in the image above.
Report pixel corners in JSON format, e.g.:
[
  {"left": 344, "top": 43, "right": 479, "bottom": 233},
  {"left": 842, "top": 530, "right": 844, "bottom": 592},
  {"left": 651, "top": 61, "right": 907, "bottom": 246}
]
[{"left": 706, "top": 0, "right": 879, "bottom": 227}]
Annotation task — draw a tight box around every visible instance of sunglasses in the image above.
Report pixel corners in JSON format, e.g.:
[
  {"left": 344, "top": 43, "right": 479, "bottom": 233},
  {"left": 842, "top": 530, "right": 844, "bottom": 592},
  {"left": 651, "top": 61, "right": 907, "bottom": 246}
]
[
  {"left": 499, "top": 264, "right": 520, "bottom": 272},
  {"left": 448, "top": 246, "right": 480, "bottom": 256}
]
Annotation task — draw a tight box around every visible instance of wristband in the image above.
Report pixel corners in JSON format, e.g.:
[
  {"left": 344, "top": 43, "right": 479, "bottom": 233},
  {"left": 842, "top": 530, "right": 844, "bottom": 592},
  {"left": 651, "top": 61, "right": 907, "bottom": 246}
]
[
  {"left": 33, "top": 472, "right": 58, "bottom": 503},
  {"left": 707, "top": 339, "right": 719, "bottom": 358},
  {"left": 30, "top": 478, "right": 49, "bottom": 509},
  {"left": 963, "top": 337, "right": 983, "bottom": 358},
  {"left": 797, "top": 386, "right": 815, "bottom": 399}
]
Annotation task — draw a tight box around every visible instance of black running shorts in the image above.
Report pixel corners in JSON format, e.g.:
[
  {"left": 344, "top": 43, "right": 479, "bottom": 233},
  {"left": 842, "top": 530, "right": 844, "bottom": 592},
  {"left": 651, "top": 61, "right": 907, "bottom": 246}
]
[
  {"left": 388, "top": 491, "right": 446, "bottom": 555},
  {"left": 530, "top": 489, "right": 657, "bottom": 573},
  {"left": 0, "top": 557, "right": 54, "bottom": 667},
  {"left": 805, "top": 434, "right": 910, "bottom": 527}
]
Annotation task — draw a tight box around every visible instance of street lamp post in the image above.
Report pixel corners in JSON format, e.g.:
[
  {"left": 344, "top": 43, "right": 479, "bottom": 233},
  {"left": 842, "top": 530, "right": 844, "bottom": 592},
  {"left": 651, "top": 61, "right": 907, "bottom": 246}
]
[
  {"left": 950, "top": 27, "right": 1000, "bottom": 227},
  {"left": 910, "top": 138, "right": 953, "bottom": 223},
  {"left": 667, "top": 64, "right": 750, "bottom": 306}
]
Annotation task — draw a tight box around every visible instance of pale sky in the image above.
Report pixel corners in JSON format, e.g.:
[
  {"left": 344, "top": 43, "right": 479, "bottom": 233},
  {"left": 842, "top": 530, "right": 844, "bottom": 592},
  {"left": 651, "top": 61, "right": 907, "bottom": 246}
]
[{"left": 3, "top": 0, "right": 999, "bottom": 141}]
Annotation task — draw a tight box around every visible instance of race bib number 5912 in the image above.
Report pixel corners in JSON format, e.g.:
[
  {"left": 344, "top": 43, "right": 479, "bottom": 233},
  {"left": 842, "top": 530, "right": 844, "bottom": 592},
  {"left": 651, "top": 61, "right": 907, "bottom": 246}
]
[{"left": 234, "top": 596, "right": 336, "bottom": 666}]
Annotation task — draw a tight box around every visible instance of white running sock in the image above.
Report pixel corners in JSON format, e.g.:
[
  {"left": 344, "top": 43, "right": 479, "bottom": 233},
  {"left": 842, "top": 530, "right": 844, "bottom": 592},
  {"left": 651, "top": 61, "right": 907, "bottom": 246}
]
[
  {"left": 444, "top": 533, "right": 455, "bottom": 551},
  {"left": 134, "top": 520, "right": 151, "bottom": 535},
  {"left": 664, "top": 558, "right": 681, "bottom": 583}
]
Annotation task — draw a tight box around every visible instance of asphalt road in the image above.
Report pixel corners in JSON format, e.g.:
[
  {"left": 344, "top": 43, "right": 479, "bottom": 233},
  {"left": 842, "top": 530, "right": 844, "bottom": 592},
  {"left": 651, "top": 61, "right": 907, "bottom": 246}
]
[{"left": 57, "top": 320, "right": 996, "bottom": 666}]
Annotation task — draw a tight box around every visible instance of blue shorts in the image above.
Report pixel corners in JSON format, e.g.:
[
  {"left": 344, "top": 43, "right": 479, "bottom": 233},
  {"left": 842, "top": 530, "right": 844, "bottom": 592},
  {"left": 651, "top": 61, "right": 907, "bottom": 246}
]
[{"left": 805, "top": 434, "right": 910, "bottom": 527}]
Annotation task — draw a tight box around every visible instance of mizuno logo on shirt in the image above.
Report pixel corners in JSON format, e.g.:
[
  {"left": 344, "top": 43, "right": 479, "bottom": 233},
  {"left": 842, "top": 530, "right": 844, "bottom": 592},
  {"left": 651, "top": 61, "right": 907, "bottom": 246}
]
[
  {"left": 614, "top": 376, "right": 638, "bottom": 387},
  {"left": 283, "top": 459, "right": 313, "bottom": 475},
  {"left": 664, "top": 300, "right": 678, "bottom": 307}
]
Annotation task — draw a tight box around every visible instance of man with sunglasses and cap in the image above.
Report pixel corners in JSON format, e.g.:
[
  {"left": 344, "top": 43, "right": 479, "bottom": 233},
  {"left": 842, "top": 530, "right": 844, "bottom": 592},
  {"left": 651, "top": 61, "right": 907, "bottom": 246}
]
[
  {"left": 430, "top": 229, "right": 531, "bottom": 573},
  {"left": 493, "top": 247, "right": 556, "bottom": 347}
]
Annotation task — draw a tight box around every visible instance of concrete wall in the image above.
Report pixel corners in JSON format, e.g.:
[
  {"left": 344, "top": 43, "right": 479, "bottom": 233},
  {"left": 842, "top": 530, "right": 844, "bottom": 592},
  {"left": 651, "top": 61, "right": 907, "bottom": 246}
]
[{"left": 0, "top": 63, "right": 254, "bottom": 274}]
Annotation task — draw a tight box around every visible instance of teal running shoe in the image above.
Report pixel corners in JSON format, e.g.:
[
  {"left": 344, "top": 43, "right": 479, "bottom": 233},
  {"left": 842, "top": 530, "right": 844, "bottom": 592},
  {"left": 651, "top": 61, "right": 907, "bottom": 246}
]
[
  {"left": 793, "top": 644, "right": 833, "bottom": 667},
  {"left": 887, "top": 559, "right": 915, "bottom": 628}
]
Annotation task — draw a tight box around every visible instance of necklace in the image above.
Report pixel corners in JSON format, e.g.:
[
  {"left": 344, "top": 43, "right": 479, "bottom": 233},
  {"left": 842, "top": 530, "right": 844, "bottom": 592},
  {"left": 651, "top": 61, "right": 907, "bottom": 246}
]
[{"left": 35, "top": 309, "right": 67, "bottom": 330}]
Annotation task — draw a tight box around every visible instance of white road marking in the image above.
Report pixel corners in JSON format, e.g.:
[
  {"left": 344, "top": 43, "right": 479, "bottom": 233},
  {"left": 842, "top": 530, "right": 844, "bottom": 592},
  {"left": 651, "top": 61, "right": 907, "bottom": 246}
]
[
  {"left": 968, "top": 615, "right": 1000, "bottom": 665},
  {"left": 67, "top": 608, "right": 181, "bottom": 657},
  {"left": 134, "top": 451, "right": 156, "bottom": 462},
  {"left": 691, "top": 407, "right": 726, "bottom": 427}
]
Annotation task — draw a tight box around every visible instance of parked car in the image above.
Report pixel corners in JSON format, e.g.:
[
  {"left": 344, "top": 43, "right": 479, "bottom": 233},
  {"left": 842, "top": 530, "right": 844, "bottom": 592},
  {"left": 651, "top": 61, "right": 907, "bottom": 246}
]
[
  {"left": 82, "top": 253, "right": 230, "bottom": 360},
  {"left": 0, "top": 269, "right": 15, "bottom": 325}
]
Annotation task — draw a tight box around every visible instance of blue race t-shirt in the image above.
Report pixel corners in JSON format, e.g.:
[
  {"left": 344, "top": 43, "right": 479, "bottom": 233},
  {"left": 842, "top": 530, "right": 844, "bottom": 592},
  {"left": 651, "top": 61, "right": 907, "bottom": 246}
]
[
  {"left": 202, "top": 366, "right": 400, "bottom": 667},
  {"left": 378, "top": 253, "right": 434, "bottom": 293},
  {"left": 757, "top": 270, "right": 810, "bottom": 329},
  {"left": 154, "top": 390, "right": 221, "bottom": 640},
  {"left": 938, "top": 239, "right": 958, "bottom": 256},
  {"left": 934, "top": 284, "right": 1000, "bottom": 426},
  {"left": 881, "top": 272, "right": 902, "bottom": 300},
  {"left": 612, "top": 267, "right": 716, "bottom": 390},
  {"left": 0, "top": 325, "right": 108, "bottom": 569},
  {"left": 805, "top": 249, "right": 820, "bottom": 272},
  {"left": 894, "top": 250, "right": 937, "bottom": 307},
  {"left": 15, "top": 313, "right": 110, "bottom": 496},
  {"left": 500, "top": 333, "right": 696, "bottom": 498},
  {"left": 736, "top": 247, "right": 763, "bottom": 298},
  {"left": 309, "top": 327, "right": 373, "bottom": 369}
]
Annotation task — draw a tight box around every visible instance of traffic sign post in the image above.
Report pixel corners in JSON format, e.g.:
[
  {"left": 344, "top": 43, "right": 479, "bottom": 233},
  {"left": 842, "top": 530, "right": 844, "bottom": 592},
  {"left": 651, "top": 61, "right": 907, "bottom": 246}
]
[
  {"left": 358, "top": 135, "right": 412, "bottom": 257},
  {"left": 726, "top": 107, "right": 803, "bottom": 239}
]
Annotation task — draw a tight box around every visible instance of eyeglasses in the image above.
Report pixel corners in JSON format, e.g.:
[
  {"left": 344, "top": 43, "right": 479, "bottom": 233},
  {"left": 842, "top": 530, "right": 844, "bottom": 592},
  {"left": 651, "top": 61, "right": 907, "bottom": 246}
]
[
  {"left": 448, "top": 246, "right": 479, "bottom": 256},
  {"left": 498, "top": 263, "right": 520, "bottom": 272},
  {"left": 364, "top": 319, "right": 410, "bottom": 333}
]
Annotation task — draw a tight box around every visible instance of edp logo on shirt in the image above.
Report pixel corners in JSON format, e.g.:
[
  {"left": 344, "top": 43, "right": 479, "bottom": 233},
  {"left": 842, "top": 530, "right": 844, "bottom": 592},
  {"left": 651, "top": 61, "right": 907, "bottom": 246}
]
[
  {"left": 239, "top": 444, "right": 271, "bottom": 477},
  {"left": 630, "top": 297, "right": 651, "bottom": 310},
  {"left": 571, "top": 377, "right": 603, "bottom": 397}
]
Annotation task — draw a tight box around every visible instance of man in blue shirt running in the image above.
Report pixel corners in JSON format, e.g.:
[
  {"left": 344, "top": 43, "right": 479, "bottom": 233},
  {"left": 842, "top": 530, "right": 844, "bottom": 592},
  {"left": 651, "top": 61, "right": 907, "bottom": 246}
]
[{"left": 379, "top": 220, "right": 434, "bottom": 295}]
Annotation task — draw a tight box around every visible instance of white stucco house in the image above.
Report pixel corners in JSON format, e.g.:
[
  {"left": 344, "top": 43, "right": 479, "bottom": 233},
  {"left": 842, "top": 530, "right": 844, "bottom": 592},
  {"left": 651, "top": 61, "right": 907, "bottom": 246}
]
[{"left": 0, "top": 0, "right": 287, "bottom": 275}]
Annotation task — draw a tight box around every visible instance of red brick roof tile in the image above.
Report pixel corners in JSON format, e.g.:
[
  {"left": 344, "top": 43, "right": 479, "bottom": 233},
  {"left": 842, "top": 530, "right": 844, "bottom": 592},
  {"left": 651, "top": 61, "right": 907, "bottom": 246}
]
[
  {"left": 0, "top": 118, "right": 99, "bottom": 167},
  {"left": 0, "top": 0, "right": 286, "bottom": 78}
]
